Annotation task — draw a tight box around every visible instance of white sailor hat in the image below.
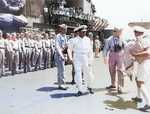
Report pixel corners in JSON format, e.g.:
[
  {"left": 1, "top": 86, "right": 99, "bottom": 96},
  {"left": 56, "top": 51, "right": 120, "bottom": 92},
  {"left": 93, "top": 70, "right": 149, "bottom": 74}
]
[
  {"left": 133, "top": 26, "right": 145, "bottom": 33},
  {"left": 51, "top": 32, "right": 56, "bottom": 35},
  {"left": 114, "top": 26, "right": 123, "bottom": 31},
  {"left": 59, "top": 24, "right": 67, "bottom": 29},
  {"left": 78, "top": 25, "right": 87, "bottom": 32}
]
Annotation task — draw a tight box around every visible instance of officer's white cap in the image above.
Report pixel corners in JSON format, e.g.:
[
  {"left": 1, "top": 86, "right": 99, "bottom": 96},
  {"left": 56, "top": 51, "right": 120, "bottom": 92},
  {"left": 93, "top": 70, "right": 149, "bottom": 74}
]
[
  {"left": 133, "top": 26, "right": 145, "bottom": 33},
  {"left": 78, "top": 25, "right": 87, "bottom": 32}
]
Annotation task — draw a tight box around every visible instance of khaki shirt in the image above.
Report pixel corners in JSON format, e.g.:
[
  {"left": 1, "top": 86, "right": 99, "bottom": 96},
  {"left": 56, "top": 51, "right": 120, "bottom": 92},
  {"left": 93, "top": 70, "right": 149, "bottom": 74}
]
[{"left": 9, "top": 39, "right": 21, "bottom": 53}]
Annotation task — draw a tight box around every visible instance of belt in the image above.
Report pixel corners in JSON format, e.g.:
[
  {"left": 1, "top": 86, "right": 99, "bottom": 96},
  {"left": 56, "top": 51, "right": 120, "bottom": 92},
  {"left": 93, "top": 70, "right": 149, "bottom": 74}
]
[
  {"left": 74, "top": 52, "right": 88, "bottom": 55},
  {"left": 38, "top": 48, "right": 41, "bottom": 49},
  {"left": 25, "top": 46, "right": 30, "bottom": 48},
  {"left": 0, "top": 47, "right": 5, "bottom": 49},
  {"left": 110, "top": 50, "right": 122, "bottom": 52},
  {"left": 46, "top": 47, "right": 50, "bottom": 48},
  {"left": 13, "top": 49, "right": 19, "bottom": 51},
  {"left": 31, "top": 47, "right": 34, "bottom": 48}
]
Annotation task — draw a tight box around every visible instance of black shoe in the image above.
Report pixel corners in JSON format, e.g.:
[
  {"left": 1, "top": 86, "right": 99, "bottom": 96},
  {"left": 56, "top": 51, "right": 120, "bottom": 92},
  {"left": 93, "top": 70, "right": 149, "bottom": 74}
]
[
  {"left": 15, "top": 71, "right": 21, "bottom": 74},
  {"left": 117, "top": 87, "right": 122, "bottom": 93},
  {"left": 106, "top": 85, "right": 116, "bottom": 89},
  {"left": 39, "top": 68, "right": 43, "bottom": 70},
  {"left": 59, "top": 85, "right": 69, "bottom": 90},
  {"left": 70, "top": 80, "right": 76, "bottom": 85},
  {"left": 24, "top": 71, "right": 27, "bottom": 73},
  {"left": 132, "top": 97, "right": 142, "bottom": 102},
  {"left": 76, "top": 91, "right": 82, "bottom": 97},
  {"left": 24, "top": 68, "right": 27, "bottom": 73},
  {"left": 51, "top": 64, "right": 54, "bottom": 68},
  {"left": 2, "top": 73, "right": 5, "bottom": 76},
  {"left": 27, "top": 69, "right": 33, "bottom": 72},
  {"left": 87, "top": 87, "right": 94, "bottom": 94},
  {"left": 82, "top": 80, "right": 85, "bottom": 85},
  {"left": 139, "top": 104, "right": 150, "bottom": 112},
  {"left": 34, "top": 67, "right": 38, "bottom": 71}
]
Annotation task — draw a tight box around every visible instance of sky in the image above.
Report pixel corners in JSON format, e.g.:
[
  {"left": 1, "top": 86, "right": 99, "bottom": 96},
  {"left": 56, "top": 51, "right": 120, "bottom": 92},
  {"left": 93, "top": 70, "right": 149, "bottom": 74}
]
[{"left": 92, "top": 0, "right": 150, "bottom": 39}]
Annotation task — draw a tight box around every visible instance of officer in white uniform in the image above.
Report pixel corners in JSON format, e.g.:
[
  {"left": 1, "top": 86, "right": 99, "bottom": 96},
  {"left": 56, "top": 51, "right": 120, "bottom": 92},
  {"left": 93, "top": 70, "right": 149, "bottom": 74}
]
[
  {"left": 0, "top": 30, "right": 5, "bottom": 77},
  {"left": 68, "top": 25, "right": 94, "bottom": 96}
]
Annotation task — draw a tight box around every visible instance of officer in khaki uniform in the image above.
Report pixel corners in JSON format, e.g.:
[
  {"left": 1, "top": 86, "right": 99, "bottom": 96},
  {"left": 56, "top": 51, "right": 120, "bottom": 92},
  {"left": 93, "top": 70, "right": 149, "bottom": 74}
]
[
  {"left": 18, "top": 33, "right": 25, "bottom": 70},
  {"left": 43, "top": 33, "right": 51, "bottom": 69},
  {"left": 5, "top": 33, "right": 11, "bottom": 69},
  {"left": 6, "top": 34, "right": 12, "bottom": 71},
  {"left": 9, "top": 33, "right": 21, "bottom": 75},
  {"left": 29, "top": 34, "right": 35, "bottom": 67},
  {"left": 0, "top": 30, "right": 6, "bottom": 77},
  {"left": 50, "top": 32, "right": 56, "bottom": 68},
  {"left": 34, "top": 35, "right": 43, "bottom": 71},
  {"left": 23, "top": 32, "right": 32, "bottom": 72}
]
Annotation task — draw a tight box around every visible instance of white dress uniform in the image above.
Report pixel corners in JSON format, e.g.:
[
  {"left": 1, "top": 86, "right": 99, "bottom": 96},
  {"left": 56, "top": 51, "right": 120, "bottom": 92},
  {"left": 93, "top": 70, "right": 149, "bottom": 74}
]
[
  {"left": 0, "top": 38, "right": 5, "bottom": 77},
  {"left": 43, "top": 39, "right": 51, "bottom": 68},
  {"left": 69, "top": 35, "right": 94, "bottom": 91},
  {"left": 136, "top": 37, "right": 150, "bottom": 82},
  {"left": 34, "top": 40, "right": 43, "bottom": 70}
]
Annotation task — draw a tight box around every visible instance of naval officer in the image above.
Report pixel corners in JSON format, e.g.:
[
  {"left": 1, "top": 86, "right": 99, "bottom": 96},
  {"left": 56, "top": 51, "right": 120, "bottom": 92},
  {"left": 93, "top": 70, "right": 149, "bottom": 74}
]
[{"left": 68, "top": 25, "right": 94, "bottom": 96}]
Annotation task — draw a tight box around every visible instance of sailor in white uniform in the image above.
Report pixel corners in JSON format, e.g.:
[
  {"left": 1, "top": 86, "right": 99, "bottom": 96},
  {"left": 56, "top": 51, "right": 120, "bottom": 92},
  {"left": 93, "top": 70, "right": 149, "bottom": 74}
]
[{"left": 131, "top": 26, "right": 150, "bottom": 111}]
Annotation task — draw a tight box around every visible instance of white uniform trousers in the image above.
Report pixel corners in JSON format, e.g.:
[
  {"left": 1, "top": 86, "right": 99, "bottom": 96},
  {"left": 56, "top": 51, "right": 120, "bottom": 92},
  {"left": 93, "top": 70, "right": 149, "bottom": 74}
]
[{"left": 74, "top": 64, "right": 94, "bottom": 91}]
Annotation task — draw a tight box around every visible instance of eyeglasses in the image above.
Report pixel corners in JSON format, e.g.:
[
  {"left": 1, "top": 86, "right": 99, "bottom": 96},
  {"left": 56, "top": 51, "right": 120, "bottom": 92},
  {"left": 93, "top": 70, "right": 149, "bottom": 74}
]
[{"left": 114, "top": 30, "right": 116, "bottom": 32}]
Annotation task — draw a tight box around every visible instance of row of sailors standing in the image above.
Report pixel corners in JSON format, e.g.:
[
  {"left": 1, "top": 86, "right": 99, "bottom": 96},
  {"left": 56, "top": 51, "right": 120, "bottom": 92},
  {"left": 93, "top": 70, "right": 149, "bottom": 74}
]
[{"left": 0, "top": 30, "right": 56, "bottom": 77}]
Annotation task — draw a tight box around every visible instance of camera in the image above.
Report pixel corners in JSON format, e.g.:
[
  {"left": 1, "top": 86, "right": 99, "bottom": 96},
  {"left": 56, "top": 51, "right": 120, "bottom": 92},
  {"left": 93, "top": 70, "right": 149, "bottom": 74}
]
[
  {"left": 114, "top": 44, "right": 121, "bottom": 52},
  {"left": 62, "top": 46, "right": 68, "bottom": 54}
]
